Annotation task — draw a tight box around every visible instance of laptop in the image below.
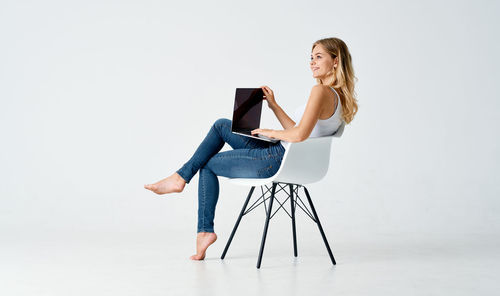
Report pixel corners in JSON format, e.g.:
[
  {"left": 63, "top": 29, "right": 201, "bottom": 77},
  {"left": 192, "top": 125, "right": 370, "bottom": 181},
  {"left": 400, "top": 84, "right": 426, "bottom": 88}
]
[{"left": 231, "top": 88, "right": 279, "bottom": 143}]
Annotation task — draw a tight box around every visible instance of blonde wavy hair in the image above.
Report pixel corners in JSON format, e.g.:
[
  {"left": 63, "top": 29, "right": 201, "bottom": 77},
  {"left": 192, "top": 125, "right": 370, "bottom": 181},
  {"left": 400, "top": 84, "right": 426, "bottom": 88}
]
[{"left": 313, "top": 37, "right": 358, "bottom": 124}]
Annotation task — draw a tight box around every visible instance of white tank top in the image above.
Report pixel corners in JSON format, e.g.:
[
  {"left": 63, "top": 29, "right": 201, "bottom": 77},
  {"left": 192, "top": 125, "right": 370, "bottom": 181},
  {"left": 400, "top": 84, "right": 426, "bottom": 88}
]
[{"left": 280, "top": 86, "right": 344, "bottom": 150}]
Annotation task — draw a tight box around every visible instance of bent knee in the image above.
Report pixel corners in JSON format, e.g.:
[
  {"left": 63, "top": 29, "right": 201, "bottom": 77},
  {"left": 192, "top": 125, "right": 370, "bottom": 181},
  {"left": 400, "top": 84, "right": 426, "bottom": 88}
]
[{"left": 213, "top": 118, "right": 231, "bottom": 129}]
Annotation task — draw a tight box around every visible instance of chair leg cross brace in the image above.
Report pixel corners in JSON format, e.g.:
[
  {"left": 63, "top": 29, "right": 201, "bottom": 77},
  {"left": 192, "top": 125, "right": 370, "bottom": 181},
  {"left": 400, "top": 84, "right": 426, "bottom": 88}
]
[
  {"left": 221, "top": 182, "right": 336, "bottom": 268},
  {"left": 244, "top": 184, "right": 289, "bottom": 216}
]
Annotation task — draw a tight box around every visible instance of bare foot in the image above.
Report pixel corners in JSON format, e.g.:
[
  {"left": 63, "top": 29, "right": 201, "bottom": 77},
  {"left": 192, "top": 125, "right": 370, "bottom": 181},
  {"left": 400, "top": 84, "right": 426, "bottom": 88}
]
[
  {"left": 144, "top": 172, "right": 186, "bottom": 195},
  {"left": 190, "top": 232, "right": 218, "bottom": 260}
]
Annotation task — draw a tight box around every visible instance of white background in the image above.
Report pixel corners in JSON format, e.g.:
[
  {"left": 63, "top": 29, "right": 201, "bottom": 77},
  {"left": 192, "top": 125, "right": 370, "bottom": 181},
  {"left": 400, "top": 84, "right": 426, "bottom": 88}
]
[{"left": 1, "top": 0, "right": 499, "bottom": 295}]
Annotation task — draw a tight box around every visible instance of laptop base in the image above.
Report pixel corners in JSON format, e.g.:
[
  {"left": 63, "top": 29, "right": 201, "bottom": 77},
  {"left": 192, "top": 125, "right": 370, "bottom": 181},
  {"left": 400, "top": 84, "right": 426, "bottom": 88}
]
[{"left": 232, "top": 131, "right": 279, "bottom": 143}]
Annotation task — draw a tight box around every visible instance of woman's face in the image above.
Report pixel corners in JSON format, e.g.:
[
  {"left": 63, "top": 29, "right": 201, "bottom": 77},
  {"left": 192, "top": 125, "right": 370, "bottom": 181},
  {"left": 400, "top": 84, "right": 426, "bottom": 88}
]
[{"left": 310, "top": 44, "right": 337, "bottom": 80}]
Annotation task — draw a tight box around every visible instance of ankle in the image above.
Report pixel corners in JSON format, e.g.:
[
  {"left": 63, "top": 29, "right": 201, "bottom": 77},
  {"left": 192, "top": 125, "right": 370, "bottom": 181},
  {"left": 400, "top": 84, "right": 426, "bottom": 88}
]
[
  {"left": 174, "top": 172, "right": 187, "bottom": 184},
  {"left": 197, "top": 232, "right": 216, "bottom": 238}
]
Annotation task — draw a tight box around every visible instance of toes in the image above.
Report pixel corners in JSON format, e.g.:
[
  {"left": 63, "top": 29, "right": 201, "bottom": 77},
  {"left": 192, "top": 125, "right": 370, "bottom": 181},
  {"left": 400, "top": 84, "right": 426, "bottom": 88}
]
[
  {"left": 144, "top": 184, "right": 156, "bottom": 191},
  {"left": 190, "top": 254, "right": 205, "bottom": 260}
]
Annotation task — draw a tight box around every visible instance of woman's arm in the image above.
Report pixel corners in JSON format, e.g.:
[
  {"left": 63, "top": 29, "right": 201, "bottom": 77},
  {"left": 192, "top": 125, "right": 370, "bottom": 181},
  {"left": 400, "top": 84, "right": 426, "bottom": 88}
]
[
  {"left": 270, "top": 104, "right": 296, "bottom": 130},
  {"left": 261, "top": 86, "right": 296, "bottom": 130},
  {"left": 252, "top": 85, "right": 329, "bottom": 142}
]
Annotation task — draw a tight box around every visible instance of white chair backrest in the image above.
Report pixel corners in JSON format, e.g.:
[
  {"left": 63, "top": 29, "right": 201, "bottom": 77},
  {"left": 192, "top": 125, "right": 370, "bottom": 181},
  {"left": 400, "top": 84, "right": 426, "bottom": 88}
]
[
  {"left": 332, "top": 121, "right": 345, "bottom": 138},
  {"left": 273, "top": 122, "right": 346, "bottom": 185}
]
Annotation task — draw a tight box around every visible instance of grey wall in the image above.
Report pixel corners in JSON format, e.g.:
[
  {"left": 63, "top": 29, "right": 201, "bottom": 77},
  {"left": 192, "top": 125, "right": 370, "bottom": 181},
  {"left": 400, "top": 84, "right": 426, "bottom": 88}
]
[{"left": 1, "top": 0, "right": 499, "bottom": 240}]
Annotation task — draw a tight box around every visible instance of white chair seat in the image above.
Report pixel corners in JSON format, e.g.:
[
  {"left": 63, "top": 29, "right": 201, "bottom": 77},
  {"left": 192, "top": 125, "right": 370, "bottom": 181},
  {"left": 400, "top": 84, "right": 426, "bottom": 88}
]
[{"left": 221, "top": 122, "right": 345, "bottom": 186}]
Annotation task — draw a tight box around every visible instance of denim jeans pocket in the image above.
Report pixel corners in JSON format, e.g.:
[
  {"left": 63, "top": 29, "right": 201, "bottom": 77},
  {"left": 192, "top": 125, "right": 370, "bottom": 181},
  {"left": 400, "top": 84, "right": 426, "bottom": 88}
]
[
  {"left": 257, "top": 164, "right": 274, "bottom": 178},
  {"left": 257, "top": 159, "right": 281, "bottom": 178}
]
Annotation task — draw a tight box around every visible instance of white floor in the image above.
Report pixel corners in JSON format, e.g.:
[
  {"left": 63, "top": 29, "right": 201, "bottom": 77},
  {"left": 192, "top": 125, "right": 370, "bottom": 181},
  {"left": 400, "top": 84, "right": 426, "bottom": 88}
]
[{"left": 1, "top": 229, "right": 498, "bottom": 296}]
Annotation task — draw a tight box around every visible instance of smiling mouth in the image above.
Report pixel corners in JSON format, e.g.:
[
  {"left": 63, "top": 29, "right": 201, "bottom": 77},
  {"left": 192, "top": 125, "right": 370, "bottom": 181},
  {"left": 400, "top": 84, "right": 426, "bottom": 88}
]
[{"left": 312, "top": 68, "right": 319, "bottom": 71}]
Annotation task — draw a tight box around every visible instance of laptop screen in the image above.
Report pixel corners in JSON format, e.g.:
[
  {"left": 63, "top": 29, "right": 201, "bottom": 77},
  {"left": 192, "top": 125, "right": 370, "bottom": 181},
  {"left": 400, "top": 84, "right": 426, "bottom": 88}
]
[{"left": 231, "top": 88, "right": 264, "bottom": 133}]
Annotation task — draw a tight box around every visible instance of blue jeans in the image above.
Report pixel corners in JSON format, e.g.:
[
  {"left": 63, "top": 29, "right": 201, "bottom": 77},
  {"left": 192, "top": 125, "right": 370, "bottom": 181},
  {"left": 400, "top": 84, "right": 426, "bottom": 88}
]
[{"left": 176, "top": 118, "right": 285, "bottom": 233}]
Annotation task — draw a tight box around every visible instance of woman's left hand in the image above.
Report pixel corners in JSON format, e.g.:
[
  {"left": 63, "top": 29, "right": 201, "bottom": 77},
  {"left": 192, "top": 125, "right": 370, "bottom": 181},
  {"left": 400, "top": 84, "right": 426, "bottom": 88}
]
[{"left": 251, "top": 128, "right": 276, "bottom": 138}]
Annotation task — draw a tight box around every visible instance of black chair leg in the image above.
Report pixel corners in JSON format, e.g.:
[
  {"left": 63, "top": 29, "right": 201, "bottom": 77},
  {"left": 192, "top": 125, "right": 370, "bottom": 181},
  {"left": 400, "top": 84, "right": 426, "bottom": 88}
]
[
  {"left": 303, "top": 186, "right": 336, "bottom": 265},
  {"left": 221, "top": 186, "right": 255, "bottom": 259},
  {"left": 289, "top": 184, "right": 298, "bottom": 257},
  {"left": 256, "top": 182, "right": 277, "bottom": 269}
]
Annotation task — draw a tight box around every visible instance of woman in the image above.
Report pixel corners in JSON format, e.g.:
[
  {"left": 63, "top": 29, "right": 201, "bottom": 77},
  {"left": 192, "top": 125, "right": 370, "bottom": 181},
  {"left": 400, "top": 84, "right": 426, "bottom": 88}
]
[{"left": 144, "top": 37, "right": 358, "bottom": 260}]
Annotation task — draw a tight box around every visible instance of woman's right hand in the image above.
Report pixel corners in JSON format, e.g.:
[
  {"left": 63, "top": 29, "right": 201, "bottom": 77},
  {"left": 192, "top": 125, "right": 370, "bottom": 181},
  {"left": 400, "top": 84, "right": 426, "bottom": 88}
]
[{"left": 261, "top": 86, "right": 277, "bottom": 109}]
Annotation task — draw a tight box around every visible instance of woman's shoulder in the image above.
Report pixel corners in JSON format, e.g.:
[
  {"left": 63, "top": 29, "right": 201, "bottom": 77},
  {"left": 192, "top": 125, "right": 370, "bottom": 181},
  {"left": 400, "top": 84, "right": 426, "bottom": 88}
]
[
  {"left": 310, "top": 84, "right": 332, "bottom": 93},
  {"left": 309, "top": 84, "right": 337, "bottom": 105},
  {"left": 310, "top": 84, "right": 337, "bottom": 97}
]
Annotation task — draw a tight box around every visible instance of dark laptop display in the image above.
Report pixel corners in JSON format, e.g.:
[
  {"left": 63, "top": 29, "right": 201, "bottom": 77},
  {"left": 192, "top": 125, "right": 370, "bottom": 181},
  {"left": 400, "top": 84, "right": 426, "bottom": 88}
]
[
  {"left": 231, "top": 88, "right": 279, "bottom": 143},
  {"left": 231, "top": 88, "right": 264, "bottom": 133}
]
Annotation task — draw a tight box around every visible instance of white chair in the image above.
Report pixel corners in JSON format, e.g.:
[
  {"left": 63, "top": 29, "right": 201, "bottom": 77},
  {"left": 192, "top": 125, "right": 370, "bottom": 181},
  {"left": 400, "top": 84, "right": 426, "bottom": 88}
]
[{"left": 220, "top": 122, "right": 346, "bottom": 268}]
